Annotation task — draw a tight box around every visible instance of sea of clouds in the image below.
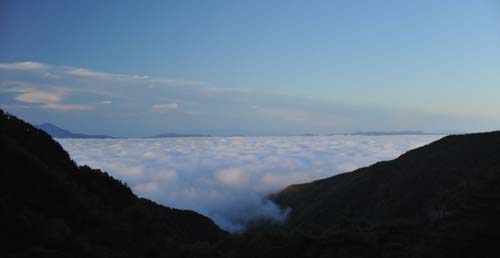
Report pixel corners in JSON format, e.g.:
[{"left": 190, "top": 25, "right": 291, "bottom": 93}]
[{"left": 58, "top": 135, "right": 443, "bottom": 232}]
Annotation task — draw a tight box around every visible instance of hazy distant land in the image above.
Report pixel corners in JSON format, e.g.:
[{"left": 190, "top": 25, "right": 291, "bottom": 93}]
[{"left": 36, "top": 123, "right": 121, "bottom": 139}]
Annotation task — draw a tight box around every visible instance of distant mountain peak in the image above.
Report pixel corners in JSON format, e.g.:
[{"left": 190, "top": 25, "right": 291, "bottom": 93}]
[{"left": 36, "top": 122, "right": 120, "bottom": 139}]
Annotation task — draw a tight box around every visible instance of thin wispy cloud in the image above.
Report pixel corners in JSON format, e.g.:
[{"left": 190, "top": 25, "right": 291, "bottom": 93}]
[
  {"left": 152, "top": 103, "right": 178, "bottom": 111},
  {"left": 14, "top": 88, "right": 62, "bottom": 104},
  {"left": 6, "top": 87, "right": 95, "bottom": 111},
  {"left": 0, "top": 61, "right": 47, "bottom": 70},
  {"left": 0, "top": 61, "right": 495, "bottom": 136},
  {"left": 67, "top": 67, "right": 150, "bottom": 81},
  {"left": 42, "top": 103, "right": 95, "bottom": 111}
]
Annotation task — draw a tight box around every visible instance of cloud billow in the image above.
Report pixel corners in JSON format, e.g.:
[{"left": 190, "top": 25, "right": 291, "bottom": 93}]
[{"left": 57, "top": 135, "right": 442, "bottom": 232}]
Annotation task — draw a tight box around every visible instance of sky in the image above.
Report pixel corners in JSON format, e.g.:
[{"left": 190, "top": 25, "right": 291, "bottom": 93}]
[{"left": 1, "top": 0, "right": 500, "bottom": 136}]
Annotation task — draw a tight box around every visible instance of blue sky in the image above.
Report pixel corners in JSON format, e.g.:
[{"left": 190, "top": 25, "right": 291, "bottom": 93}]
[{"left": 1, "top": 0, "right": 499, "bottom": 136}]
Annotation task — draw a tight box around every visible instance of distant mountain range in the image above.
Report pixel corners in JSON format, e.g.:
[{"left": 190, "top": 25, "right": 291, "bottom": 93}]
[
  {"left": 351, "top": 130, "right": 433, "bottom": 136},
  {"left": 34, "top": 124, "right": 451, "bottom": 138},
  {"left": 147, "top": 132, "right": 211, "bottom": 138},
  {"left": 37, "top": 123, "right": 211, "bottom": 139},
  {"left": 36, "top": 123, "right": 120, "bottom": 139},
  {"left": 292, "top": 131, "right": 449, "bottom": 137}
]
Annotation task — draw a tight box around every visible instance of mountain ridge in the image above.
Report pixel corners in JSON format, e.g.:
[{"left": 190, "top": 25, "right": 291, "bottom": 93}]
[
  {"left": 265, "top": 131, "right": 500, "bottom": 257},
  {"left": 274, "top": 131, "right": 500, "bottom": 225},
  {"left": 1, "top": 110, "right": 225, "bottom": 258}
]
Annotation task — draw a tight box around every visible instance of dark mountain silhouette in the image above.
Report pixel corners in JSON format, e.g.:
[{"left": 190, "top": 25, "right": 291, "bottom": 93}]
[
  {"left": 148, "top": 132, "right": 211, "bottom": 138},
  {"left": 3, "top": 109, "right": 500, "bottom": 257},
  {"left": 268, "top": 131, "right": 500, "bottom": 257},
  {"left": 37, "top": 122, "right": 120, "bottom": 138},
  {"left": 1, "top": 110, "right": 224, "bottom": 258}
]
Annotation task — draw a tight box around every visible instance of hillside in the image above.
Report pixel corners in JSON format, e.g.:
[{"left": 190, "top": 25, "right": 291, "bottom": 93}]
[
  {"left": 268, "top": 131, "right": 500, "bottom": 257},
  {"left": 0, "top": 110, "right": 224, "bottom": 258}
]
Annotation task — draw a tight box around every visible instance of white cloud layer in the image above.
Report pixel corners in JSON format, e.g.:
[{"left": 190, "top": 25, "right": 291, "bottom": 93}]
[{"left": 57, "top": 135, "right": 442, "bottom": 232}]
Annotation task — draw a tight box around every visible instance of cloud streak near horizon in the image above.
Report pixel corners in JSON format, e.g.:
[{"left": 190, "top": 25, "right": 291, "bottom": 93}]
[
  {"left": 1, "top": 61, "right": 492, "bottom": 136},
  {"left": 57, "top": 135, "right": 443, "bottom": 232}
]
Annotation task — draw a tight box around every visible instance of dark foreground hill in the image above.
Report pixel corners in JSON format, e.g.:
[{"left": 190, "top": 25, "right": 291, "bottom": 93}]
[
  {"left": 269, "top": 131, "right": 500, "bottom": 257},
  {"left": 2, "top": 109, "right": 500, "bottom": 258},
  {"left": 0, "top": 110, "right": 224, "bottom": 258}
]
